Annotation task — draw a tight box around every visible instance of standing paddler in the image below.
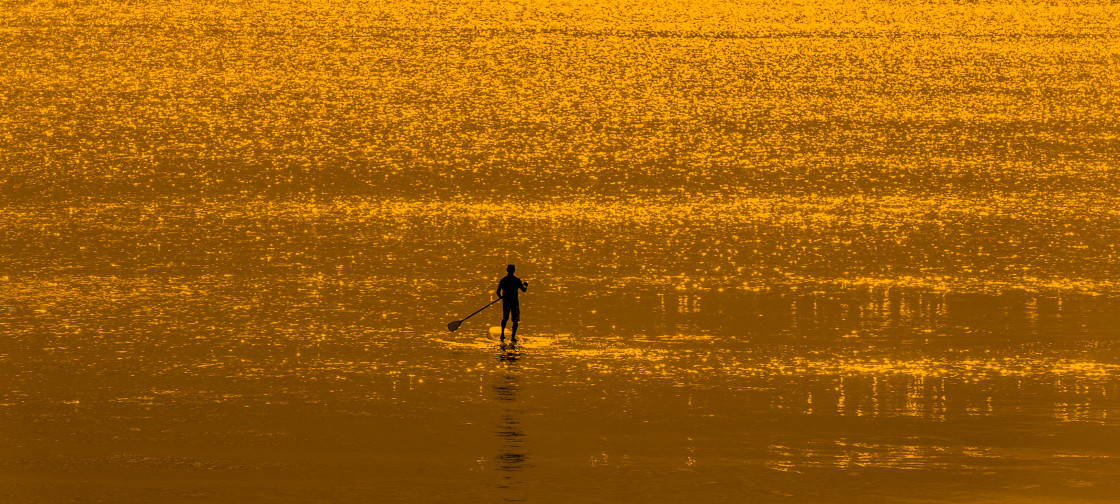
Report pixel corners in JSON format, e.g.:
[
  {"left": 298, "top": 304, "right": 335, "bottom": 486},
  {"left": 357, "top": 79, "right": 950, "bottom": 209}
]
[{"left": 496, "top": 264, "right": 528, "bottom": 343}]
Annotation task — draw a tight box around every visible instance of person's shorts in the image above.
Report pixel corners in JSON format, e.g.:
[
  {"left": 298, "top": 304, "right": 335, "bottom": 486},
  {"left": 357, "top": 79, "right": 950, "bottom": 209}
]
[{"left": 502, "top": 304, "right": 520, "bottom": 323}]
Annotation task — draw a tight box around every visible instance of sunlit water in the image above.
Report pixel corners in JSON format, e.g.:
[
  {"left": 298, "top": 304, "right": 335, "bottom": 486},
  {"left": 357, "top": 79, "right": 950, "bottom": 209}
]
[
  {"left": 2, "top": 0, "right": 1120, "bottom": 502},
  {"left": 3, "top": 198, "right": 1119, "bottom": 502}
]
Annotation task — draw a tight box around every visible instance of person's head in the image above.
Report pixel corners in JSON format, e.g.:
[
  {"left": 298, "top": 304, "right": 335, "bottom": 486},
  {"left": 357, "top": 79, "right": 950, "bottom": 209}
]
[{"left": 507, "top": 264, "right": 515, "bottom": 274}]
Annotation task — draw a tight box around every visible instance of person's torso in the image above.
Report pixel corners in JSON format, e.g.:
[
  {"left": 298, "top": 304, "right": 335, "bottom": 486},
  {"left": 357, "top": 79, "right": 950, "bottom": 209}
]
[{"left": 500, "top": 275, "right": 521, "bottom": 303}]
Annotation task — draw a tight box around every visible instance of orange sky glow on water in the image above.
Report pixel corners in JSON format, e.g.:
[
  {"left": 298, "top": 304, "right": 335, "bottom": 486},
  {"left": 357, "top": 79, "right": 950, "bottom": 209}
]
[{"left": 1, "top": 1, "right": 1119, "bottom": 502}]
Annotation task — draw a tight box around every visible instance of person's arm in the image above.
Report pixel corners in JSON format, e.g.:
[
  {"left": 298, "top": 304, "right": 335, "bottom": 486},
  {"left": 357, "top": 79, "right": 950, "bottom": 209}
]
[
  {"left": 520, "top": 280, "right": 527, "bottom": 292},
  {"left": 496, "top": 281, "right": 503, "bottom": 299}
]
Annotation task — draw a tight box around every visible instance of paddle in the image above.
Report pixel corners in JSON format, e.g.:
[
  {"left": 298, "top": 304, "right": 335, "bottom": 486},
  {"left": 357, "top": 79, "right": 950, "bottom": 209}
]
[{"left": 447, "top": 297, "right": 501, "bottom": 332}]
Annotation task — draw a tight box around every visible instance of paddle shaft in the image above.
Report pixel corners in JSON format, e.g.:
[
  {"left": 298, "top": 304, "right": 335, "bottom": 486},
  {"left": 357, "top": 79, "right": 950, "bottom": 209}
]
[{"left": 459, "top": 297, "right": 501, "bottom": 323}]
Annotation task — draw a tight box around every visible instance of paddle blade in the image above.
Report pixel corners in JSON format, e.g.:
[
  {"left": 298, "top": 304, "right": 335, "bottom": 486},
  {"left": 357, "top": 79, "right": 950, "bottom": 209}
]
[{"left": 447, "top": 320, "right": 462, "bottom": 332}]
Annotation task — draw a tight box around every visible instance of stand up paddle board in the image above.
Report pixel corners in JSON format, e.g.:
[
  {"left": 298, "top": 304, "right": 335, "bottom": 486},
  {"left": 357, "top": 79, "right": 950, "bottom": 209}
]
[{"left": 488, "top": 325, "right": 525, "bottom": 341}]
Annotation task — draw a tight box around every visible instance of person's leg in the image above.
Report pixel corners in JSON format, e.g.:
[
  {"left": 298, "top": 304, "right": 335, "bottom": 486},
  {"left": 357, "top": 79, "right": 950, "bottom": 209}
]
[
  {"left": 501, "top": 305, "right": 510, "bottom": 341},
  {"left": 510, "top": 305, "right": 520, "bottom": 342}
]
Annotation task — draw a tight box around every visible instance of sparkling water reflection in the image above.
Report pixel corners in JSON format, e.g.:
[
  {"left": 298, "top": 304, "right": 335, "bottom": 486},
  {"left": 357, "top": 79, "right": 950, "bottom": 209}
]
[
  {"left": 3, "top": 0, "right": 1120, "bottom": 500},
  {"left": 3, "top": 198, "right": 1119, "bottom": 501}
]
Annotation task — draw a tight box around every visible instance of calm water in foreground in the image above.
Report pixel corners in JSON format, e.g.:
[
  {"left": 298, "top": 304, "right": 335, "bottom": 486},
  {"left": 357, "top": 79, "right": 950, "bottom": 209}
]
[
  {"left": 3, "top": 0, "right": 1120, "bottom": 502},
  {"left": 2, "top": 198, "right": 1119, "bottom": 502}
]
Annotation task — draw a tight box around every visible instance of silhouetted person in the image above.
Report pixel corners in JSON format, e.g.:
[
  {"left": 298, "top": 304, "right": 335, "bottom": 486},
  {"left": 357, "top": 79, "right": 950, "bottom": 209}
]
[{"left": 496, "top": 264, "right": 527, "bottom": 343}]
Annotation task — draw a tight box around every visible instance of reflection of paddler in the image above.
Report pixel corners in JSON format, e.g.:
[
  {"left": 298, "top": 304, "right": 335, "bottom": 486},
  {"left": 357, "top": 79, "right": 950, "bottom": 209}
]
[
  {"left": 495, "top": 264, "right": 528, "bottom": 343},
  {"left": 492, "top": 355, "right": 528, "bottom": 492}
]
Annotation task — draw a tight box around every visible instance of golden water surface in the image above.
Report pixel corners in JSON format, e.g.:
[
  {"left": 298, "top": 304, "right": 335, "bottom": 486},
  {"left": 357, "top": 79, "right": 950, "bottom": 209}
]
[{"left": 1, "top": 1, "right": 1119, "bottom": 502}]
